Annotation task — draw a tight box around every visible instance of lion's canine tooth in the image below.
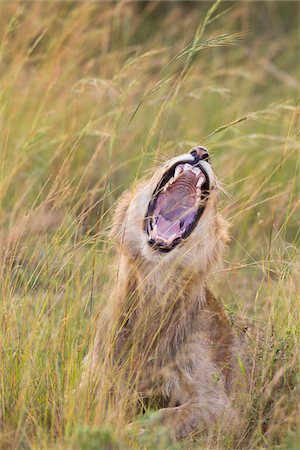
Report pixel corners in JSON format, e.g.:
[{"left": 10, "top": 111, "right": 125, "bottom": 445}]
[
  {"left": 169, "top": 177, "right": 175, "bottom": 185},
  {"left": 197, "top": 175, "right": 205, "bottom": 188},
  {"left": 184, "top": 163, "right": 193, "bottom": 171},
  {"left": 152, "top": 224, "right": 157, "bottom": 239},
  {"left": 174, "top": 166, "right": 183, "bottom": 178}
]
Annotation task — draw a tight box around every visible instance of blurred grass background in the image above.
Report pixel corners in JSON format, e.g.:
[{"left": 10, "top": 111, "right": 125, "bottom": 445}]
[{"left": 0, "top": 1, "right": 299, "bottom": 449}]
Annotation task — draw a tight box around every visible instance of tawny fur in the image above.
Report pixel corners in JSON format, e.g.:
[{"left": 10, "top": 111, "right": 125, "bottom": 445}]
[{"left": 82, "top": 152, "right": 255, "bottom": 440}]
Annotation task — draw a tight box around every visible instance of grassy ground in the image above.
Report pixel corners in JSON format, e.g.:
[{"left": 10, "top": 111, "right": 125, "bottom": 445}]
[{"left": 0, "top": 1, "right": 299, "bottom": 449}]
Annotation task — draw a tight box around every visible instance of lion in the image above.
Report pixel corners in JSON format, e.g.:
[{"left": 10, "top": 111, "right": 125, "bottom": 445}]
[{"left": 82, "top": 146, "right": 257, "bottom": 441}]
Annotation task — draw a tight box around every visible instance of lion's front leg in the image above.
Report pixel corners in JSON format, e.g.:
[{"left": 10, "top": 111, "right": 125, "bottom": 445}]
[{"left": 152, "top": 394, "right": 239, "bottom": 440}]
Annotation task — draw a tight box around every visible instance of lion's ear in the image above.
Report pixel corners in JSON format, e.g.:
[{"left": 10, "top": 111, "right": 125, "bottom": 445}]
[{"left": 109, "top": 190, "right": 133, "bottom": 242}]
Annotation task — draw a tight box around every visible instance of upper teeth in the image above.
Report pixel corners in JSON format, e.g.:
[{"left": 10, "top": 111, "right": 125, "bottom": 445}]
[
  {"left": 160, "top": 162, "right": 207, "bottom": 197},
  {"left": 197, "top": 174, "right": 206, "bottom": 188},
  {"left": 174, "top": 166, "right": 183, "bottom": 178},
  {"left": 183, "top": 163, "right": 193, "bottom": 171}
]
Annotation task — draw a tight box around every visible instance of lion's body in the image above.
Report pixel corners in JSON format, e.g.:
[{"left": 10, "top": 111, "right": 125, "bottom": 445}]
[{"left": 83, "top": 153, "right": 256, "bottom": 439}]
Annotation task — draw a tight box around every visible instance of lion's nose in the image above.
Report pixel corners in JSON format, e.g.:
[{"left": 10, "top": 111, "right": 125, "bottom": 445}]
[
  {"left": 190, "top": 146, "right": 210, "bottom": 162},
  {"left": 191, "top": 146, "right": 210, "bottom": 162}
]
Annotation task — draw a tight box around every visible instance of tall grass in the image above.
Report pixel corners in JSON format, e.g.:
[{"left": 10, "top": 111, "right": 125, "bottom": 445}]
[{"left": 0, "top": 2, "right": 299, "bottom": 449}]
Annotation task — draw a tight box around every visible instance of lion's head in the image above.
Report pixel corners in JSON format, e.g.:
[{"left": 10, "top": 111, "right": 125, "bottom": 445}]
[{"left": 111, "top": 147, "right": 228, "bottom": 276}]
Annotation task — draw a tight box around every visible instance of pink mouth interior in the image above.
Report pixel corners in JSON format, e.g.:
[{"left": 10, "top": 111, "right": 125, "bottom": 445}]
[{"left": 153, "top": 171, "right": 198, "bottom": 241}]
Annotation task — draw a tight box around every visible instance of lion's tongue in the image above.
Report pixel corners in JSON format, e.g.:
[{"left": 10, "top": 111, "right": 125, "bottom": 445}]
[
  {"left": 154, "top": 172, "right": 198, "bottom": 240},
  {"left": 155, "top": 215, "right": 181, "bottom": 239}
]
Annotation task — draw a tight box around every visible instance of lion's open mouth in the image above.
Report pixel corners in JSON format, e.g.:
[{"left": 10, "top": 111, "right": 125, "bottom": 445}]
[{"left": 145, "top": 157, "right": 210, "bottom": 252}]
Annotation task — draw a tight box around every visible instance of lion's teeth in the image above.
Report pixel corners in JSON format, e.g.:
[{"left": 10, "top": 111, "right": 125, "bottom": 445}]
[
  {"left": 183, "top": 163, "right": 193, "bottom": 171},
  {"left": 197, "top": 175, "right": 205, "bottom": 188},
  {"left": 166, "top": 234, "right": 176, "bottom": 245},
  {"left": 174, "top": 166, "right": 183, "bottom": 178},
  {"left": 168, "top": 177, "right": 175, "bottom": 185},
  {"left": 152, "top": 224, "right": 157, "bottom": 239},
  {"left": 192, "top": 167, "right": 201, "bottom": 176},
  {"left": 158, "top": 237, "right": 167, "bottom": 245}
]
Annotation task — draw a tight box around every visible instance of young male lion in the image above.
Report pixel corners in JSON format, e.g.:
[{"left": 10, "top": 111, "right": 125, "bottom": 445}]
[{"left": 83, "top": 146, "right": 255, "bottom": 440}]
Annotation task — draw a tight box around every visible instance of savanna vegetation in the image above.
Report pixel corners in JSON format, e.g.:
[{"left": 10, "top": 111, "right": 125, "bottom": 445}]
[{"left": 0, "top": 1, "right": 299, "bottom": 449}]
